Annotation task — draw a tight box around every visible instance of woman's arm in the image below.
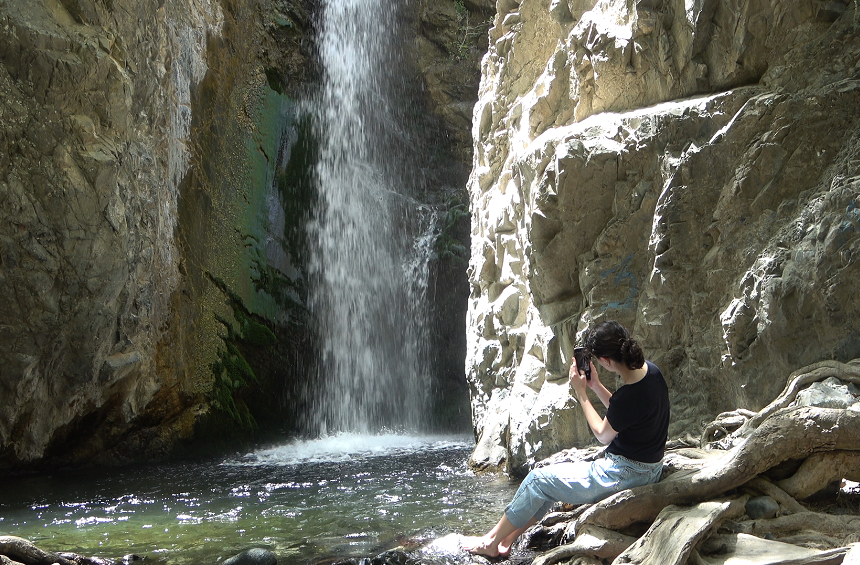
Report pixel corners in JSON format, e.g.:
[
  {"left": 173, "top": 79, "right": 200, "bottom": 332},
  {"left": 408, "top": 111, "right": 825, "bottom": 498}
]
[
  {"left": 570, "top": 362, "right": 619, "bottom": 445},
  {"left": 576, "top": 393, "right": 619, "bottom": 445},
  {"left": 586, "top": 361, "right": 613, "bottom": 409}
]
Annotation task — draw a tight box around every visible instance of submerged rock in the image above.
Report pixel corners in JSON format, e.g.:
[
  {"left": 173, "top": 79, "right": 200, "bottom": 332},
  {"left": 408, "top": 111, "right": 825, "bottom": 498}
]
[{"left": 223, "top": 548, "right": 278, "bottom": 565}]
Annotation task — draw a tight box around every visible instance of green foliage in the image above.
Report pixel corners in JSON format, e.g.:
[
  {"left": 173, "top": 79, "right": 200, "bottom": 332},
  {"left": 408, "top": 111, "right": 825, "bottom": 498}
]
[
  {"left": 240, "top": 229, "right": 307, "bottom": 321},
  {"left": 250, "top": 255, "right": 307, "bottom": 322},
  {"left": 435, "top": 195, "right": 470, "bottom": 263},
  {"left": 206, "top": 273, "right": 281, "bottom": 430},
  {"left": 239, "top": 311, "right": 278, "bottom": 346},
  {"left": 210, "top": 338, "right": 259, "bottom": 430},
  {"left": 450, "top": 0, "right": 490, "bottom": 61}
]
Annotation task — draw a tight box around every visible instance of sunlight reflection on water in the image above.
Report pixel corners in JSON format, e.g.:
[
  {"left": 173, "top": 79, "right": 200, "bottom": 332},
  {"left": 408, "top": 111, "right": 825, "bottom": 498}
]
[{"left": 0, "top": 435, "right": 516, "bottom": 564}]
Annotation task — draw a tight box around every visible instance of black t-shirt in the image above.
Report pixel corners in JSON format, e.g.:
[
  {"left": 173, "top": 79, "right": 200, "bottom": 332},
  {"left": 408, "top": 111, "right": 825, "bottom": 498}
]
[{"left": 605, "top": 360, "right": 670, "bottom": 463}]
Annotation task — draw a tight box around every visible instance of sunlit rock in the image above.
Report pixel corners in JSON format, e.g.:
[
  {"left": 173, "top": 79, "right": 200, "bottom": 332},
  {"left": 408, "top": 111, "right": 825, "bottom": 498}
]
[{"left": 466, "top": 0, "right": 860, "bottom": 474}]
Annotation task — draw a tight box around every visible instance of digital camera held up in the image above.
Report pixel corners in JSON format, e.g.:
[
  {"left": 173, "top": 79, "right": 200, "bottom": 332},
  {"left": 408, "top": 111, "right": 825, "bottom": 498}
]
[{"left": 574, "top": 347, "right": 591, "bottom": 381}]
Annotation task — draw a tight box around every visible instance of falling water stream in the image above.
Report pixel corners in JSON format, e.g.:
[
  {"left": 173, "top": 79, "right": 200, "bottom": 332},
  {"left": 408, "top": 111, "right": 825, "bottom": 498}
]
[
  {"left": 0, "top": 1, "right": 487, "bottom": 562},
  {"left": 308, "top": 0, "right": 436, "bottom": 434}
]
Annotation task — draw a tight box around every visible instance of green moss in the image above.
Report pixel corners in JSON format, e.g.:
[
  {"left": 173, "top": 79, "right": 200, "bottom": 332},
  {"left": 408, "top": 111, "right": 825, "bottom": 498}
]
[
  {"left": 239, "top": 313, "right": 278, "bottom": 347},
  {"left": 207, "top": 273, "right": 281, "bottom": 429}
]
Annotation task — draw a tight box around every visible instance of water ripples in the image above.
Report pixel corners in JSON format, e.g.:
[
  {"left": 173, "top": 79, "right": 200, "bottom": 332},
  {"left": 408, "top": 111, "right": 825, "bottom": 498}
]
[{"left": 0, "top": 436, "right": 516, "bottom": 564}]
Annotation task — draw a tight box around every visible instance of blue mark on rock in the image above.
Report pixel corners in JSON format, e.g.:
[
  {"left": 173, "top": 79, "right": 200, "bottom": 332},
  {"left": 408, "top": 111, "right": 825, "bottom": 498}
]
[{"left": 600, "top": 253, "right": 638, "bottom": 310}]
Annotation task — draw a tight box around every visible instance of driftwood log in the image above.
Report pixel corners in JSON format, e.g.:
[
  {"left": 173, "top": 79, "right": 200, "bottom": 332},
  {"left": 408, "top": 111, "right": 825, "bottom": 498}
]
[
  {"left": 0, "top": 536, "right": 122, "bottom": 565},
  {"left": 0, "top": 537, "right": 76, "bottom": 565},
  {"left": 513, "top": 361, "right": 860, "bottom": 565}
]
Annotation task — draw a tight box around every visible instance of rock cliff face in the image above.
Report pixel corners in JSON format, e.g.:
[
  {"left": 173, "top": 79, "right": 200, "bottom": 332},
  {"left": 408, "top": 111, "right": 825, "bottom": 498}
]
[
  {"left": 0, "top": 0, "right": 312, "bottom": 470},
  {"left": 0, "top": 0, "right": 485, "bottom": 471},
  {"left": 466, "top": 0, "right": 860, "bottom": 475}
]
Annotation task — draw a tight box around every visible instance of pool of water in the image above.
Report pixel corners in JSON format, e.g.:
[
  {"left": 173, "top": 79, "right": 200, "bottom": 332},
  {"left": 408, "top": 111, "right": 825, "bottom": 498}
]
[{"left": 0, "top": 434, "right": 517, "bottom": 564}]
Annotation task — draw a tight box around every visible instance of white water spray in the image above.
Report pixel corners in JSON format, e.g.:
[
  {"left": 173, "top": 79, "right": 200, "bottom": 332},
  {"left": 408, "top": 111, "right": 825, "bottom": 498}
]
[{"left": 308, "top": 0, "right": 434, "bottom": 434}]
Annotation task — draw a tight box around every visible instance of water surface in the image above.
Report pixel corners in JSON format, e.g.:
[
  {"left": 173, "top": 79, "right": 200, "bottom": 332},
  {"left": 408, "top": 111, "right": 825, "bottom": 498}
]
[{"left": 0, "top": 435, "right": 516, "bottom": 564}]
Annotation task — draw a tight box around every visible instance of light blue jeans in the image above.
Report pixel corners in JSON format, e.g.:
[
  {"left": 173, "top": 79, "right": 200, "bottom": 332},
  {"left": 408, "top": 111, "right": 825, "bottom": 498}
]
[{"left": 505, "top": 452, "right": 663, "bottom": 528}]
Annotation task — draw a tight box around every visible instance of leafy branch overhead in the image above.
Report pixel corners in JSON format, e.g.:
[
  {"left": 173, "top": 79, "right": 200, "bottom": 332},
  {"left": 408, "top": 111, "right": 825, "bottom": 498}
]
[{"left": 452, "top": 0, "right": 490, "bottom": 60}]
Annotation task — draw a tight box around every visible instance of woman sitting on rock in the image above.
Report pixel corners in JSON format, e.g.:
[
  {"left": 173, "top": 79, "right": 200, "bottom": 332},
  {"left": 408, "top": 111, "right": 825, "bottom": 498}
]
[{"left": 463, "top": 320, "right": 670, "bottom": 558}]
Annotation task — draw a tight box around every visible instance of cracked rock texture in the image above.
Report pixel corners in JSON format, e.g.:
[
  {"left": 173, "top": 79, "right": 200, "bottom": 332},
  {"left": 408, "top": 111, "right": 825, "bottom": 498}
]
[
  {"left": 0, "top": 0, "right": 483, "bottom": 471},
  {"left": 466, "top": 0, "right": 860, "bottom": 475},
  {"left": 0, "top": 0, "right": 312, "bottom": 470}
]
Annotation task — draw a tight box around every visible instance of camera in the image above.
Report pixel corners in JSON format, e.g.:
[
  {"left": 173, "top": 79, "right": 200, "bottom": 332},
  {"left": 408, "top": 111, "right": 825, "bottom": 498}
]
[{"left": 574, "top": 347, "right": 591, "bottom": 381}]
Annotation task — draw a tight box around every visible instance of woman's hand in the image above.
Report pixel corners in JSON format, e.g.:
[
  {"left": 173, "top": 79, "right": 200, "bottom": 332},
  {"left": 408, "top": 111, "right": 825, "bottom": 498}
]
[
  {"left": 586, "top": 360, "right": 602, "bottom": 389},
  {"left": 569, "top": 361, "right": 589, "bottom": 399}
]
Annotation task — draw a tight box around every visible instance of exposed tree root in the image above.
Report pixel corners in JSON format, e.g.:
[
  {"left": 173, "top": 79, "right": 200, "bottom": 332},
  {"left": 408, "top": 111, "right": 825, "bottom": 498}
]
[
  {"left": 734, "top": 511, "right": 860, "bottom": 539},
  {"left": 613, "top": 498, "right": 748, "bottom": 565},
  {"left": 530, "top": 526, "right": 635, "bottom": 565},
  {"left": 690, "top": 534, "right": 852, "bottom": 565},
  {"left": 776, "top": 451, "right": 860, "bottom": 500},
  {"left": 844, "top": 544, "right": 860, "bottom": 564},
  {"left": 576, "top": 407, "right": 860, "bottom": 533},
  {"left": 744, "top": 477, "right": 808, "bottom": 514},
  {"left": 509, "top": 362, "right": 860, "bottom": 565}
]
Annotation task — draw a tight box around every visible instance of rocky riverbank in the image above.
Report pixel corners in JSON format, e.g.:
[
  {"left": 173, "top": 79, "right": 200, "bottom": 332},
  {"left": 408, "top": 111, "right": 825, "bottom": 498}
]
[{"left": 342, "top": 364, "right": 860, "bottom": 565}]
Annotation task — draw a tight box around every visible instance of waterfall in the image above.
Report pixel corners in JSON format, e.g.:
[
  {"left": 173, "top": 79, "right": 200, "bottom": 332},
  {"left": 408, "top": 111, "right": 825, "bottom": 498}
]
[{"left": 308, "top": 0, "right": 434, "bottom": 434}]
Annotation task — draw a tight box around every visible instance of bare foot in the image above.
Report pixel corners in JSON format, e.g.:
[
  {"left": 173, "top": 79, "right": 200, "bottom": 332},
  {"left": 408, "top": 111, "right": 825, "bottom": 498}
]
[{"left": 461, "top": 535, "right": 501, "bottom": 558}]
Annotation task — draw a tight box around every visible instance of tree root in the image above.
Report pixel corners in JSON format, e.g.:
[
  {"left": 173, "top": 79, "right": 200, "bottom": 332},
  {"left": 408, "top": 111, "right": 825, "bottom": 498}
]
[
  {"left": 577, "top": 407, "right": 860, "bottom": 533},
  {"left": 744, "top": 477, "right": 808, "bottom": 514},
  {"left": 776, "top": 451, "right": 860, "bottom": 500},
  {"left": 613, "top": 497, "right": 748, "bottom": 565},
  {"left": 531, "top": 525, "right": 636, "bottom": 565},
  {"left": 734, "top": 511, "right": 860, "bottom": 539},
  {"left": 515, "top": 361, "right": 860, "bottom": 565}
]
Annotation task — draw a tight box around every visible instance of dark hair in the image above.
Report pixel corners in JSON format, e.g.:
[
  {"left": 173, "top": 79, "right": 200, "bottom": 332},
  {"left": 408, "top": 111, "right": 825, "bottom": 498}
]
[{"left": 585, "top": 320, "right": 645, "bottom": 370}]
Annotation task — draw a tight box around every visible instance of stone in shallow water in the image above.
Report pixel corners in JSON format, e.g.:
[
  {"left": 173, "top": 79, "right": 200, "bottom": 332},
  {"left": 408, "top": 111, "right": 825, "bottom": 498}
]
[{"left": 223, "top": 548, "right": 278, "bottom": 565}]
